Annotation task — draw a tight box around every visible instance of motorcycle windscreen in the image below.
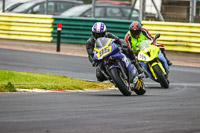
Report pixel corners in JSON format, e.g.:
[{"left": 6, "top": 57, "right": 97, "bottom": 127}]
[
  {"left": 138, "top": 40, "right": 160, "bottom": 61},
  {"left": 95, "top": 38, "right": 112, "bottom": 49},
  {"left": 138, "top": 40, "right": 150, "bottom": 51}
]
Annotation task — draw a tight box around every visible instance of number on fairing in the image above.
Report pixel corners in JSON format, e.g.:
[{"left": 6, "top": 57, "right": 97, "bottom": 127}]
[
  {"left": 99, "top": 47, "right": 110, "bottom": 57},
  {"left": 138, "top": 52, "right": 150, "bottom": 61}
]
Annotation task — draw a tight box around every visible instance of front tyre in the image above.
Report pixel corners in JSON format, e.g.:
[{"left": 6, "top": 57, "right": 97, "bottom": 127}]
[
  {"left": 110, "top": 68, "right": 131, "bottom": 96},
  {"left": 153, "top": 64, "right": 169, "bottom": 88}
]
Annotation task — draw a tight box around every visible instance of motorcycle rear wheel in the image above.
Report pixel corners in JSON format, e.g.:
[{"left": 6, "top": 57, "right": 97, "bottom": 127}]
[
  {"left": 110, "top": 68, "right": 131, "bottom": 96},
  {"left": 134, "top": 81, "right": 146, "bottom": 95},
  {"left": 153, "top": 64, "right": 169, "bottom": 88}
]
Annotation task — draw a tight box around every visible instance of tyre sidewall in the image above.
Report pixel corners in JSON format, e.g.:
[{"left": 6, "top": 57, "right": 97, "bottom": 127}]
[
  {"left": 153, "top": 64, "right": 169, "bottom": 88},
  {"left": 110, "top": 68, "right": 131, "bottom": 96}
]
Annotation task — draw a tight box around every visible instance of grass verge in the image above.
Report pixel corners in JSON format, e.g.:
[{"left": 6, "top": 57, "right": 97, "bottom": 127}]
[{"left": 0, "top": 70, "right": 113, "bottom": 92}]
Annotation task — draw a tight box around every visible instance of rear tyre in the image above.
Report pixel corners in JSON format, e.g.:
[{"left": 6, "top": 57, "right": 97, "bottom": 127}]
[
  {"left": 110, "top": 68, "right": 131, "bottom": 96},
  {"left": 134, "top": 81, "right": 146, "bottom": 95},
  {"left": 153, "top": 64, "right": 169, "bottom": 88}
]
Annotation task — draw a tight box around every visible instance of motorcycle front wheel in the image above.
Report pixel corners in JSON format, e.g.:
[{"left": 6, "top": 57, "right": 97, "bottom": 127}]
[
  {"left": 110, "top": 68, "right": 131, "bottom": 96},
  {"left": 153, "top": 64, "right": 169, "bottom": 88}
]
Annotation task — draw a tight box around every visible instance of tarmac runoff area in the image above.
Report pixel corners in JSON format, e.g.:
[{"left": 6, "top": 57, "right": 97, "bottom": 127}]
[
  {"left": 0, "top": 39, "right": 199, "bottom": 68},
  {"left": 0, "top": 39, "right": 199, "bottom": 92}
]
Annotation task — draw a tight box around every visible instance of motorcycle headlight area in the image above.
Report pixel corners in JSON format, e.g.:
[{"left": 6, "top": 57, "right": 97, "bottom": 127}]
[{"left": 138, "top": 52, "right": 151, "bottom": 61}]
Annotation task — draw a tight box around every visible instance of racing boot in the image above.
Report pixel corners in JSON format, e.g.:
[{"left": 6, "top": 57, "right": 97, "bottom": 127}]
[
  {"left": 130, "top": 76, "right": 139, "bottom": 90},
  {"left": 130, "top": 75, "right": 145, "bottom": 93},
  {"left": 166, "top": 58, "right": 172, "bottom": 66},
  {"left": 163, "top": 54, "right": 172, "bottom": 66}
]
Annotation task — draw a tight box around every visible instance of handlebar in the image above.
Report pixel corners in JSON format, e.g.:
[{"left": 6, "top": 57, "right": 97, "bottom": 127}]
[{"left": 151, "top": 34, "right": 160, "bottom": 44}]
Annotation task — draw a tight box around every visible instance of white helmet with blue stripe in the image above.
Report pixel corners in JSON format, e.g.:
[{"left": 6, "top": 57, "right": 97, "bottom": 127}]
[{"left": 92, "top": 22, "right": 107, "bottom": 39}]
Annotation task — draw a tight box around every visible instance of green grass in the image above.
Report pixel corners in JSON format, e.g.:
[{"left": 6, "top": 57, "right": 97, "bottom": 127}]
[{"left": 0, "top": 70, "right": 113, "bottom": 92}]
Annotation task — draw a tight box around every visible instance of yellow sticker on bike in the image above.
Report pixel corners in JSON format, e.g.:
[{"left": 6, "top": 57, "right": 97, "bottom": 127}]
[
  {"left": 135, "top": 80, "right": 142, "bottom": 90},
  {"left": 94, "top": 39, "right": 112, "bottom": 59}
]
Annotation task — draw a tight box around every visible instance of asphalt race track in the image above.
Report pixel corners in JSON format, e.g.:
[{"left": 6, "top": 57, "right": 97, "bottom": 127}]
[{"left": 0, "top": 48, "right": 200, "bottom": 133}]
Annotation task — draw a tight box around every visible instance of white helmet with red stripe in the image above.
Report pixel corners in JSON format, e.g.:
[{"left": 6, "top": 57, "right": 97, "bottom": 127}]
[{"left": 92, "top": 22, "right": 107, "bottom": 39}]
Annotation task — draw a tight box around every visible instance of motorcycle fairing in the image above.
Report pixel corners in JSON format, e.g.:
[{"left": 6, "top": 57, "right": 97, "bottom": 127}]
[
  {"left": 138, "top": 45, "right": 160, "bottom": 63},
  {"left": 93, "top": 37, "right": 137, "bottom": 84},
  {"left": 110, "top": 52, "right": 137, "bottom": 83},
  {"left": 138, "top": 40, "right": 168, "bottom": 80},
  {"left": 93, "top": 38, "right": 119, "bottom": 60}
]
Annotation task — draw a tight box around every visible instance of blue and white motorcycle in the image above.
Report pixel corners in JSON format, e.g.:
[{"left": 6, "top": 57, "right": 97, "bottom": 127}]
[{"left": 93, "top": 37, "right": 146, "bottom": 96}]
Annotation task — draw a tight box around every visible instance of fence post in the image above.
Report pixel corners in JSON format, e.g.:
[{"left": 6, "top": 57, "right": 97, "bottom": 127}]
[{"left": 57, "top": 24, "right": 62, "bottom": 52}]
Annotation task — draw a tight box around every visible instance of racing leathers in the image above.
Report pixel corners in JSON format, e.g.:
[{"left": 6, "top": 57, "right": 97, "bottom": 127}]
[
  {"left": 86, "top": 32, "right": 142, "bottom": 81},
  {"left": 125, "top": 28, "right": 172, "bottom": 66},
  {"left": 86, "top": 32, "right": 136, "bottom": 65}
]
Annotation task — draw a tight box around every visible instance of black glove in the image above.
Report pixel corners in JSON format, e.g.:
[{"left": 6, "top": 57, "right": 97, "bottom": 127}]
[
  {"left": 121, "top": 42, "right": 128, "bottom": 50},
  {"left": 92, "top": 61, "right": 98, "bottom": 67}
]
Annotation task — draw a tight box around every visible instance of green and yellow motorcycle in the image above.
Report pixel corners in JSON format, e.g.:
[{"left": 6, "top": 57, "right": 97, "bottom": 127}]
[{"left": 137, "top": 34, "right": 169, "bottom": 88}]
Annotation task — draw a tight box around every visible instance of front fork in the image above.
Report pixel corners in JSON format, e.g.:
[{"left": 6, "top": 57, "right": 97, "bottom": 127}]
[
  {"left": 115, "top": 58, "right": 139, "bottom": 91},
  {"left": 98, "top": 62, "right": 110, "bottom": 81},
  {"left": 148, "top": 58, "right": 167, "bottom": 80},
  {"left": 116, "top": 59, "right": 128, "bottom": 80}
]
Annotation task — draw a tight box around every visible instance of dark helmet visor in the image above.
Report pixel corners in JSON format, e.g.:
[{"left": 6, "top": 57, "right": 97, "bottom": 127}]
[
  {"left": 130, "top": 30, "right": 141, "bottom": 38},
  {"left": 93, "top": 32, "right": 105, "bottom": 39}
]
